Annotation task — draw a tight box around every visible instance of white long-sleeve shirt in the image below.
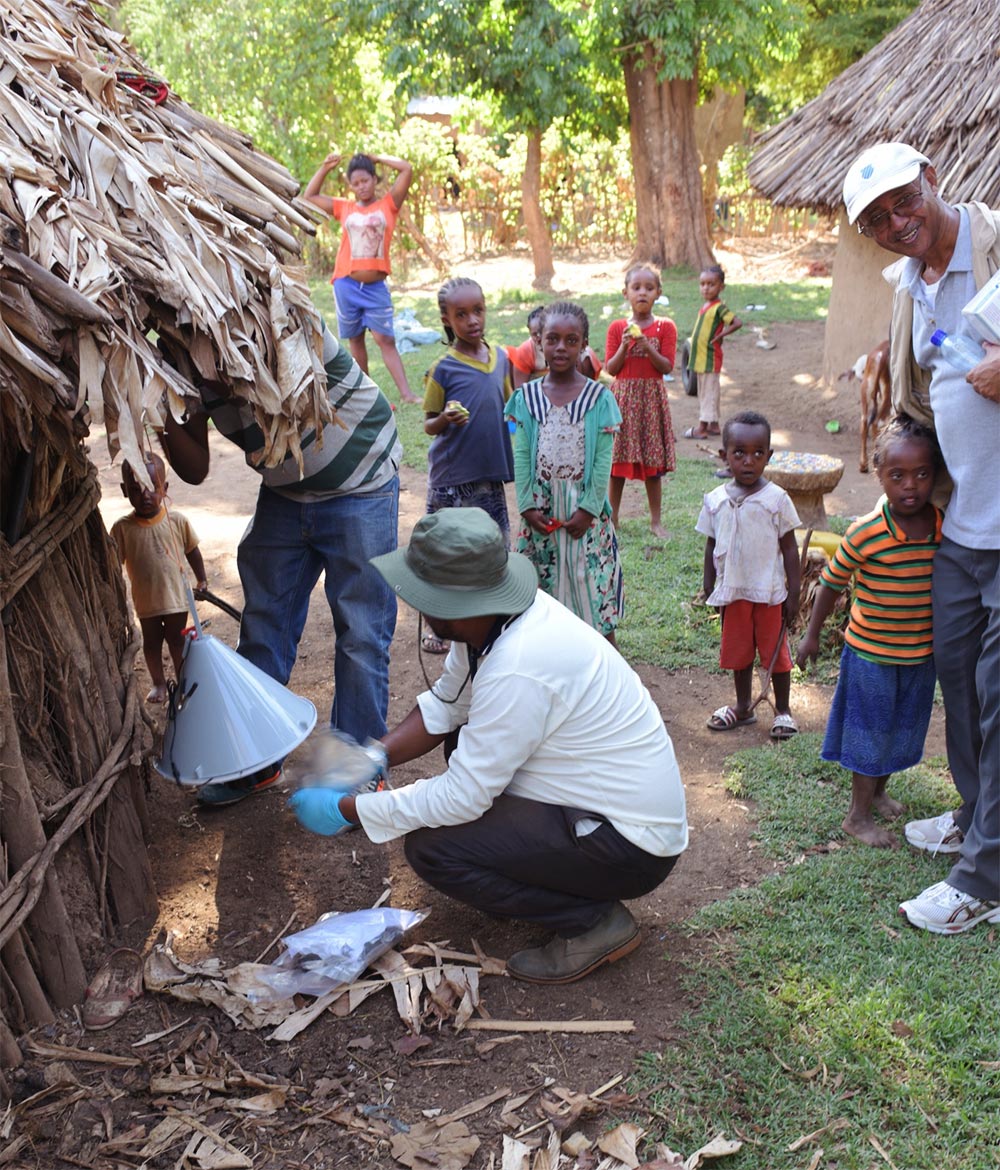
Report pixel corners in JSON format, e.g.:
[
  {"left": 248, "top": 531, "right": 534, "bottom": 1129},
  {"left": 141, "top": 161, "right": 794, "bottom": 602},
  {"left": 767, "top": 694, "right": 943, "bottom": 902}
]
[{"left": 356, "top": 591, "right": 687, "bottom": 857}]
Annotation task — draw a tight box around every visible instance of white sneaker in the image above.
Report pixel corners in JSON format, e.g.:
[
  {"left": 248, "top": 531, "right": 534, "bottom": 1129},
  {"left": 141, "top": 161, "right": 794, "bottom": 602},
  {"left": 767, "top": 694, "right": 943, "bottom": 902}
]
[
  {"left": 899, "top": 880, "right": 1000, "bottom": 935},
  {"left": 903, "top": 811, "right": 965, "bottom": 855}
]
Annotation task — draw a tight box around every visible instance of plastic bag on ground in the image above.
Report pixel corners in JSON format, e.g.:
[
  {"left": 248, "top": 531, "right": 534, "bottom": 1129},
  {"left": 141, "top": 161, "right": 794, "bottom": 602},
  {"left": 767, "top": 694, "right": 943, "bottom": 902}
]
[{"left": 244, "top": 908, "right": 428, "bottom": 1003}]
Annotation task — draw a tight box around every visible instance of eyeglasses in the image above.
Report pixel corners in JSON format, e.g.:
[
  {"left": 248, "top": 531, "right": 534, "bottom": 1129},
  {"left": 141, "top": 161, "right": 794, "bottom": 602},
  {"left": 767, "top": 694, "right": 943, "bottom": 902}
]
[{"left": 857, "top": 182, "right": 925, "bottom": 237}]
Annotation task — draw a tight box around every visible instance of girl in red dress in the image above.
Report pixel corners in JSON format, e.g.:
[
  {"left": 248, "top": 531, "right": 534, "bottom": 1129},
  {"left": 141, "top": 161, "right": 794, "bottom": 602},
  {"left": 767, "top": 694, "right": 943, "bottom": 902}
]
[{"left": 604, "top": 264, "right": 677, "bottom": 539}]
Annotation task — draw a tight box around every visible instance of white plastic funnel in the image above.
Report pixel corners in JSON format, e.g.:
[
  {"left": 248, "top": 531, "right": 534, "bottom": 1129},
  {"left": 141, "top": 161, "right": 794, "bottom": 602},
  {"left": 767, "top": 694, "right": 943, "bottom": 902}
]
[{"left": 155, "top": 630, "right": 317, "bottom": 786}]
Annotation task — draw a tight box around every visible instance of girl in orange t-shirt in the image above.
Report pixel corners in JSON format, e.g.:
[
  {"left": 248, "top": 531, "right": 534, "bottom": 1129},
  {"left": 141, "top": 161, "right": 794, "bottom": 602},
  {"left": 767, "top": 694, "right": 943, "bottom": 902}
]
[{"left": 304, "top": 150, "right": 418, "bottom": 403}]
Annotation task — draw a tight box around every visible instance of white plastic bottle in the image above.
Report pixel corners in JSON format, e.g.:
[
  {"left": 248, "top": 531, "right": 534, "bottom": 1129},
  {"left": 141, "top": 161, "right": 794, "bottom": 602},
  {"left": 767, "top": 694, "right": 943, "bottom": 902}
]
[{"left": 930, "top": 329, "right": 984, "bottom": 373}]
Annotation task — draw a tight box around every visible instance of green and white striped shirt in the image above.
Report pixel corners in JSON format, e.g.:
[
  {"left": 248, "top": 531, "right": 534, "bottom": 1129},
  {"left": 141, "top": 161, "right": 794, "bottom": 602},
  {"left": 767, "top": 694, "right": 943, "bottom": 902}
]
[{"left": 199, "top": 327, "right": 401, "bottom": 498}]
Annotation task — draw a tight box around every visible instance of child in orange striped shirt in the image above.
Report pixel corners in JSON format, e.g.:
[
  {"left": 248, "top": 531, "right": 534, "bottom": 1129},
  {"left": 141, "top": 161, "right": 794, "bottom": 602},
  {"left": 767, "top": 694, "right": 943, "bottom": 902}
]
[{"left": 796, "top": 417, "right": 943, "bottom": 848}]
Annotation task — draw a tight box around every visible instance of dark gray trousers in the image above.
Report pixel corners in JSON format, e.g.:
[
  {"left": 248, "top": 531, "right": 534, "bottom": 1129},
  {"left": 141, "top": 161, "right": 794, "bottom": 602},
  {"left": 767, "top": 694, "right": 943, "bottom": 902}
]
[
  {"left": 403, "top": 792, "right": 679, "bottom": 937},
  {"left": 932, "top": 537, "right": 1000, "bottom": 901}
]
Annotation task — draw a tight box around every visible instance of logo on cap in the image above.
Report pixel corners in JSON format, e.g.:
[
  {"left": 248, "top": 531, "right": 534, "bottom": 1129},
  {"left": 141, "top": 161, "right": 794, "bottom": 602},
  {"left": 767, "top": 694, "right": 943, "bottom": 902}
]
[{"left": 861, "top": 164, "right": 874, "bottom": 179}]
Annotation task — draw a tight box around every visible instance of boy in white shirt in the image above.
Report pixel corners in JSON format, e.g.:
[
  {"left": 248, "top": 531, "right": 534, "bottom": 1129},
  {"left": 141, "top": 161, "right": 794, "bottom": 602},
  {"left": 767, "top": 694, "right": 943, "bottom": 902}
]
[{"left": 697, "top": 411, "right": 801, "bottom": 740}]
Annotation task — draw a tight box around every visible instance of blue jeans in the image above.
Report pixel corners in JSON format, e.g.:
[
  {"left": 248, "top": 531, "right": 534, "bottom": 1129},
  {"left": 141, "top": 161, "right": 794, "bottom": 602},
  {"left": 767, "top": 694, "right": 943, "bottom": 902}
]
[{"left": 236, "top": 480, "right": 398, "bottom": 741}]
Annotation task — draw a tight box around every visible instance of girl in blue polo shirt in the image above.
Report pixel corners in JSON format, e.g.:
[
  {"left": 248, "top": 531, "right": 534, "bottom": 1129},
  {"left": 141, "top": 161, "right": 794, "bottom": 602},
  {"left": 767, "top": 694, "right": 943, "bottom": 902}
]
[{"left": 421, "top": 276, "right": 515, "bottom": 652}]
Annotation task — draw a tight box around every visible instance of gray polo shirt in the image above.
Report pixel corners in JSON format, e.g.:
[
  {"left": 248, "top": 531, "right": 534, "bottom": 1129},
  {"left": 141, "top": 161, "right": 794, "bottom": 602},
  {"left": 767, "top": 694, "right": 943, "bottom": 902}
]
[{"left": 902, "top": 209, "right": 1000, "bottom": 549}]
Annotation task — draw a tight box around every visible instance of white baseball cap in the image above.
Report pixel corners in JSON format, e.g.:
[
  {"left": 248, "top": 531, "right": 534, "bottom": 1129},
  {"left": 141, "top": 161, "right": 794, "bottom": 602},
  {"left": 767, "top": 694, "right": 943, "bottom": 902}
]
[{"left": 843, "top": 142, "right": 930, "bottom": 225}]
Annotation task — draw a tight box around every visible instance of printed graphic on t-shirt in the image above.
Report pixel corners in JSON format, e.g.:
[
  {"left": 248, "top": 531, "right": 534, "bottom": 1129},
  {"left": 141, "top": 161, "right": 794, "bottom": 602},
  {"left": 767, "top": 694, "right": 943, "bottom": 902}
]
[{"left": 344, "top": 207, "right": 387, "bottom": 260}]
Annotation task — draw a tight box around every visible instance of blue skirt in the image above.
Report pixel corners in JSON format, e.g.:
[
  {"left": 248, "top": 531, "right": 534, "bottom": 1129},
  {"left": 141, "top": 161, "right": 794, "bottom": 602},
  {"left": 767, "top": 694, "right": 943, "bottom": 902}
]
[{"left": 821, "top": 644, "right": 936, "bottom": 777}]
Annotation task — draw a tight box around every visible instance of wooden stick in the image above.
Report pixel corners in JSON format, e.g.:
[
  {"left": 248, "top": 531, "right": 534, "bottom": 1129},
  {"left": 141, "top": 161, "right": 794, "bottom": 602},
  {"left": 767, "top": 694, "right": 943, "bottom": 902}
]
[
  {"left": 253, "top": 910, "right": 296, "bottom": 964},
  {"left": 464, "top": 1019, "right": 634, "bottom": 1034}
]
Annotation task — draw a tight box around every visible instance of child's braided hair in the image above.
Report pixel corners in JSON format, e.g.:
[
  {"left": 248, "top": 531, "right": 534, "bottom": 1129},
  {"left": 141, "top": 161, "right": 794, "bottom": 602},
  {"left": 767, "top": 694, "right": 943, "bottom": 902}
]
[
  {"left": 437, "top": 276, "right": 483, "bottom": 343},
  {"left": 624, "top": 261, "right": 661, "bottom": 288},
  {"left": 540, "top": 300, "right": 590, "bottom": 345},
  {"left": 872, "top": 413, "right": 942, "bottom": 471}
]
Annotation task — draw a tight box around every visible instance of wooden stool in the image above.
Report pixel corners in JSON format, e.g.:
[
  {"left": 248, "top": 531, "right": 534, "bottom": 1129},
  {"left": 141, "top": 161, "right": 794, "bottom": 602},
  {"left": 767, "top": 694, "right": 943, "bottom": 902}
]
[{"left": 763, "top": 452, "right": 844, "bottom": 528}]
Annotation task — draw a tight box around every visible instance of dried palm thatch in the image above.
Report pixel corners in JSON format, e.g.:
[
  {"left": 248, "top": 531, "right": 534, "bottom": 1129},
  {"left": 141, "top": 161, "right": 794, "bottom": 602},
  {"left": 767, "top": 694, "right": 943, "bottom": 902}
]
[
  {"left": 1, "top": 0, "right": 330, "bottom": 478},
  {"left": 0, "top": 0, "right": 330, "bottom": 1077},
  {"left": 749, "top": 0, "right": 1000, "bottom": 212}
]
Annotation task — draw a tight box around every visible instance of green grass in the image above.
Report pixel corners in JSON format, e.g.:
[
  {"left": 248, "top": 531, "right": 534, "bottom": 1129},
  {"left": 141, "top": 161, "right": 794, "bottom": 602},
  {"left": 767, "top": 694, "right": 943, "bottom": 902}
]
[
  {"left": 630, "top": 738, "right": 1000, "bottom": 1168},
  {"left": 307, "top": 269, "right": 842, "bottom": 676},
  {"left": 614, "top": 457, "right": 721, "bottom": 671},
  {"left": 306, "top": 266, "right": 830, "bottom": 468}
]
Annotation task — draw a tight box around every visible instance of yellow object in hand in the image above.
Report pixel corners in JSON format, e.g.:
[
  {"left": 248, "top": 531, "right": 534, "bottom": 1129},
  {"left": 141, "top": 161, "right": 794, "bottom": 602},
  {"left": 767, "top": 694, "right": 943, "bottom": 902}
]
[
  {"left": 626, "top": 324, "right": 643, "bottom": 339},
  {"left": 446, "top": 400, "right": 470, "bottom": 418}
]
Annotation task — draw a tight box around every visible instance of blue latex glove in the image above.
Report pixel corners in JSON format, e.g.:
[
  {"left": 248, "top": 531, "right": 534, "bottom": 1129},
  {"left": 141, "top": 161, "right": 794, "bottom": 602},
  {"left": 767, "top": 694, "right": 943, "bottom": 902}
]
[{"left": 288, "top": 787, "right": 353, "bottom": 836}]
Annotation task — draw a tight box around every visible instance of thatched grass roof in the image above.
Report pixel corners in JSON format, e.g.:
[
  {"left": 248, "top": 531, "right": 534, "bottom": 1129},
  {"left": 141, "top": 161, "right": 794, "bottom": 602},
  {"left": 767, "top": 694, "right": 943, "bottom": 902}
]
[
  {"left": 1, "top": 0, "right": 330, "bottom": 480},
  {"left": 749, "top": 0, "right": 1000, "bottom": 214}
]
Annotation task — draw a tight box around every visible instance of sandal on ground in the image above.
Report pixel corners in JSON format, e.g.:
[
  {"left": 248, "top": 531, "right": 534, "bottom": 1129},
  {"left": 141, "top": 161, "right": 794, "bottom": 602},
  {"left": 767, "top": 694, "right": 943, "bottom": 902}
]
[
  {"left": 683, "top": 426, "right": 709, "bottom": 440},
  {"left": 706, "top": 706, "right": 758, "bottom": 731},
  {"left": 82, "top": 948, "right": 144, "bottom": 1030},
  {"left": 421, "top": 633, "right": 450, "bottom": 655},
  {"left": 770, "top": 713, "right": 799, "bottom": 740}
]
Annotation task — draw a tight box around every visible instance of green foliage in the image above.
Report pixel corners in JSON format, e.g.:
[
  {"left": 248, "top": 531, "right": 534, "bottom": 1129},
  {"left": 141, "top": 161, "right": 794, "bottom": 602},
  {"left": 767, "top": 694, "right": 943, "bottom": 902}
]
[
  {"left": 630, "top": 742, "right": 999, "bottom": 1167},
  {"left": 609, "top": 0, "right": 803, "bottom": 90},
  {"left": 369, "top": 0, "right": 612, "bottom": 135},
  {"left": 119, "top": 0, "right": 398, "bottom": 178},
  {"left": 750, "top": 0, "right": 921, "bottom": 123}
]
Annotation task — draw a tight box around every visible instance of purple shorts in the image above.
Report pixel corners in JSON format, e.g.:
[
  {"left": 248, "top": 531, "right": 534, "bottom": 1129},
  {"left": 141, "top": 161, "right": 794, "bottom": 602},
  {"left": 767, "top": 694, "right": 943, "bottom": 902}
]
[{"left": 333, "top": 276, "right": 395, "bottom": 340}]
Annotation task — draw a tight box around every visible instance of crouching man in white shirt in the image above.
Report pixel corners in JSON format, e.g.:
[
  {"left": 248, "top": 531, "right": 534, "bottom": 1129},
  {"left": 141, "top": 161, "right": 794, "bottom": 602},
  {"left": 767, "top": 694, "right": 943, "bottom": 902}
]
[{"left": 290, "top": 507, "right": 688, "bottom": 984}]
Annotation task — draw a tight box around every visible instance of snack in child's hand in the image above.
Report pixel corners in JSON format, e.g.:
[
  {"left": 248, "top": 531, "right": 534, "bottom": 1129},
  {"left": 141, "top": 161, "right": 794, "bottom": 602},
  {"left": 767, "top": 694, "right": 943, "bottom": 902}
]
[
  {"left": 626, "top": 323, "right": 643, "bottom": 339},
  {"left": 446, "top": 400, "right": 470, "bottom": 418}
]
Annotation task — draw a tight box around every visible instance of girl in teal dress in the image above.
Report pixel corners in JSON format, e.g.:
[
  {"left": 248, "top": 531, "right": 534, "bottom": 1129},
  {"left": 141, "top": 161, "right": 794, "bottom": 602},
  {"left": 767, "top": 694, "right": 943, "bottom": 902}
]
[{"left": 505, "top": 302, "right": 624, "bottom": 643}]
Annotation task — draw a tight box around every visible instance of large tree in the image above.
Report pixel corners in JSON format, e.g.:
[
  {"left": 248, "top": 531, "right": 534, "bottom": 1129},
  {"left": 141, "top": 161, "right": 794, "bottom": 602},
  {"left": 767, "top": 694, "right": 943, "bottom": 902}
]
[
  {"left": 609, "top": 0, "right": 802, "bottom": 268},
  {"left": 373, "top": 0, "right": 612, "bottom": 288}
]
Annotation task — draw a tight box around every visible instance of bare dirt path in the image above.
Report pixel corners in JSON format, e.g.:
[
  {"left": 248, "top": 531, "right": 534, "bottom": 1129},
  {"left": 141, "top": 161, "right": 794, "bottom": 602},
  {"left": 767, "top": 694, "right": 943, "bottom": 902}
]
[{"left": 21, "top": 248, "right": 945, "bottom": 1168}]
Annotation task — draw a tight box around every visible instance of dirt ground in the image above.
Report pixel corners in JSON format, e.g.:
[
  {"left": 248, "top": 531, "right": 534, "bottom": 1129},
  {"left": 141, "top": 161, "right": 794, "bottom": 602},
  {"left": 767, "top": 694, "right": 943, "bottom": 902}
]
[{"left": 15, "top": 242, "right": 946, "bottom": 1168}]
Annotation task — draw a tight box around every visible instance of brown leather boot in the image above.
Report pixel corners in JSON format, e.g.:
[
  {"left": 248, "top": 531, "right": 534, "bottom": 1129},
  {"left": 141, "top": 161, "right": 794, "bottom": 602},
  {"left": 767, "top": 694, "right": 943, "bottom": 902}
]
[{"left": 506, "top": 903, "right": 640, "bottom": 984}]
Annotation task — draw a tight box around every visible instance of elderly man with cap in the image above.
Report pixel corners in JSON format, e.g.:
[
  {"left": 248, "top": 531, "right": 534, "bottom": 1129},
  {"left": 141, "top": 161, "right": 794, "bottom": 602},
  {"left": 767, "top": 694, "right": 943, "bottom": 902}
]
[
  {"left": 842, "top": 142, "right": 1000, "bottom": 935},
  {"left": 290, "top": 508, "right": 687, "bottom": 984}
]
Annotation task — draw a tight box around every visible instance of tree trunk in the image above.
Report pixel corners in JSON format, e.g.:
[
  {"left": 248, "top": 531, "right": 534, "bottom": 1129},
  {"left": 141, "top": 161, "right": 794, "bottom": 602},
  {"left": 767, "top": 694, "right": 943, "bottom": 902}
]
[
  {"left": 521, "top": 129, "right": 554, "bottom": 291},
  {"left": 624, "top": 45, "right": 713, "bottom": 269}
]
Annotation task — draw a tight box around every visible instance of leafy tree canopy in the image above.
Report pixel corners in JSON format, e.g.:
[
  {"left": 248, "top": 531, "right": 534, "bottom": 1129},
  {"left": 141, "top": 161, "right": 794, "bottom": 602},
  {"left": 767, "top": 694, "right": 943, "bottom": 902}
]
[
  {"left": 119, "top": 0, "right": 399, "bottom": 176},
  {"left": 751, "top": 0, "right": 920, "bottom": 122}
]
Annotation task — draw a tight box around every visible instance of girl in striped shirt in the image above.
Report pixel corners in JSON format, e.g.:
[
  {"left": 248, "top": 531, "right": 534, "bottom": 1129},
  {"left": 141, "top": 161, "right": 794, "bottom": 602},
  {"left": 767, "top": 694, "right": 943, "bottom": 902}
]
[{"left": 796, "top": 417, "right": 943, "bottom": 848}]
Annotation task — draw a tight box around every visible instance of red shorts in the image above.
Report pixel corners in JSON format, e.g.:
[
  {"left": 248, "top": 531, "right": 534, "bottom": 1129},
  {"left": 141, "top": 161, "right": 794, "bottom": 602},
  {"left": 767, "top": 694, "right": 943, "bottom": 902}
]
[{"left": 719, "top": 600, "right": 791, "bottom": 672}]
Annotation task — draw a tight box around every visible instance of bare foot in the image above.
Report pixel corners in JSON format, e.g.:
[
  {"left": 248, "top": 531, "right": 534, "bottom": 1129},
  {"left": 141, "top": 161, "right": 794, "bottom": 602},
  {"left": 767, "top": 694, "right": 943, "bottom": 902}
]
[
  {"left": 146, "top": 683, "right": 167, "bottom": 704},
  {"left": 842, "top": 815, "right": 898, "bottom": 848},
  {"left": 650, "top": 522, "right": 670, "bottom": 540},
  {"left": 873, "top": 793, "right": 905, "bottom": 820}
]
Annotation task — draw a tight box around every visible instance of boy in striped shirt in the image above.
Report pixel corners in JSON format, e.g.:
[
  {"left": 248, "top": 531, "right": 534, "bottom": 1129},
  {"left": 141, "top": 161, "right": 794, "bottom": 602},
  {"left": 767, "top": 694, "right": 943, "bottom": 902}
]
[{"left": 796, "top": 417, "right": 943, "bottom": 847}]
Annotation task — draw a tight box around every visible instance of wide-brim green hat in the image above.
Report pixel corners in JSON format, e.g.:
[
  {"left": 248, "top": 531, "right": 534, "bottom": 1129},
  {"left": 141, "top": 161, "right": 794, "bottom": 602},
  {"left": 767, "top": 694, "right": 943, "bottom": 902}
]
[{"left": 371, "top": 508, "right": 538, "bottom": 620}]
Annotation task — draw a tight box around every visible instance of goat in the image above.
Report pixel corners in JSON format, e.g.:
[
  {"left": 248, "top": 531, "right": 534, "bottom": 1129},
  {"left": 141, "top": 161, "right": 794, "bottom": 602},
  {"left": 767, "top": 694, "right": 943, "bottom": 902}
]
[{"left": 840, "top": 339, "right": 890, "bottom": 473}]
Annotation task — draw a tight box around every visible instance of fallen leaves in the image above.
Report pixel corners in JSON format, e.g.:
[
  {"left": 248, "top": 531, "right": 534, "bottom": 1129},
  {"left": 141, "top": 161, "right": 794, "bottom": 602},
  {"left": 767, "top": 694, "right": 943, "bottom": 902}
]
[
  {"left": 144, "top": 929, "right": 507, "bottom": 1041},
  {"left": 391, "top": 1119, "right": 481, "bottom": 1169}
]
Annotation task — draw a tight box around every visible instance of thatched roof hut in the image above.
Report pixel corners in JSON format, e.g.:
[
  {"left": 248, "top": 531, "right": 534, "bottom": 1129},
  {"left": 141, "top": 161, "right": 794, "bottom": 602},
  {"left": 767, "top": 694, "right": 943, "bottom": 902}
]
[
  {"left": 749, "top": 0, "right": 1000, "bottom": 385},
  {"left": 0, "top": 0, "right": 328, "bottom": 1066}
]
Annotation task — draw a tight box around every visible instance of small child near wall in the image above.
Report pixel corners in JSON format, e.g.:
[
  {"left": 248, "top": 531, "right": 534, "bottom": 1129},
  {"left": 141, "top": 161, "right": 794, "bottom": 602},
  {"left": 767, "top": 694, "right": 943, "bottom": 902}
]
[{"left": 111, "top": 453, "right": 207, "bottom": 702}]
